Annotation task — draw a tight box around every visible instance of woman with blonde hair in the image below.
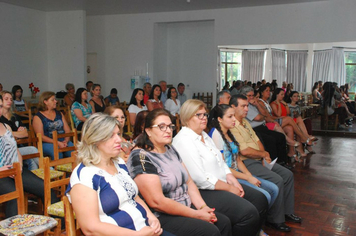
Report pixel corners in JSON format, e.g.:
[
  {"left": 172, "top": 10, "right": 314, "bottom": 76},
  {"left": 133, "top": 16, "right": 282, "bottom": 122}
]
[
  {"left": 33, "top": 91, "right": 73, "bottom": 160},
  {"left": 66, "top": 113, "right": 165, "bottom": 236}
]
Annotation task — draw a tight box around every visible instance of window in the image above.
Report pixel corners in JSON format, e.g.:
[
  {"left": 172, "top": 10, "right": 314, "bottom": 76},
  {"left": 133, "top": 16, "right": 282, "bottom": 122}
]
[
  {"left": 345, "top": 51, "right": 356, "bottom": 92},
  {"left": 220, "top": 50, "right": 242, "bottom": 89}
]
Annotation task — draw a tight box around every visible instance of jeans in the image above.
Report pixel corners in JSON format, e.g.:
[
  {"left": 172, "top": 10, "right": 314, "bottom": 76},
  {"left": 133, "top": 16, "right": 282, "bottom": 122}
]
[
  {"left": 43, "top": 141, "right": 74, "bottom": 160},
  {"left": 19, "top": 146, "right": 39, "bottom": 170},
  {"left": 238, "top": 176, "right": 279, "bottom": 208}
]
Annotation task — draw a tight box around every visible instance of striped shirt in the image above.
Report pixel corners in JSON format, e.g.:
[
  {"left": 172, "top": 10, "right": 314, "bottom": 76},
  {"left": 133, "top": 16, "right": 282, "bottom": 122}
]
[
  {"left": 0, "top": 124, "right": 19, "bottom": 167},
  {"left": 66, "top": 159, "right": 148, "bottom": 230}
]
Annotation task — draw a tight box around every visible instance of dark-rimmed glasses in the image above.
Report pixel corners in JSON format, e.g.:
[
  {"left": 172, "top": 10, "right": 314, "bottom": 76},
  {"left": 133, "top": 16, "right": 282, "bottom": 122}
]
[
  {"left": 151, "top": 123, "right": 176, "bottom": 132},
  {"left": 195, "top": 113, "right": 209, "bottom": 120}
]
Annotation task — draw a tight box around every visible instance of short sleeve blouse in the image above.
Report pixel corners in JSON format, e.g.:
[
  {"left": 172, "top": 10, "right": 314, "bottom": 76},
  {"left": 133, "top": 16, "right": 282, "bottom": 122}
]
[
  {"left": 0, "top": 124, "right": 19, "bottom": 167},
  {"left": 66, "top": 159, "right": 149, "bottom": 231},
  {"left": 128, "top": 104, "right": 147, "bottom": 114},
  {"left": 127, "top": 146, "right": 191, "bottom": 212},
  {"left": 71, "top": 101, "right": 93, "bottom": 127}
]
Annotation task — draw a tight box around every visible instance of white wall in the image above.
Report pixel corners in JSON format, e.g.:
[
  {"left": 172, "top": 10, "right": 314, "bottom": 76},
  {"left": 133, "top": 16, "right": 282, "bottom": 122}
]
[
  {"left": 0, "top": 2, "right": 47, "bottom": 97},
  {"left": 46, "top": 10, "right": 87, "bottom": 92},
  {"left": 87, "top": 0, "right": 356, "bottom": 102}
]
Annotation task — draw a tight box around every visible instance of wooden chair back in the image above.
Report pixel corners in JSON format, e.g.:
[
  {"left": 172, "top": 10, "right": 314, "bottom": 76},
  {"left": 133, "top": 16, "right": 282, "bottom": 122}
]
[
  {"left": 62, "top": 195, "right": 83, "bottom": 236},
  {"left": 57, "top": 106, "right": 71, "bottom": 128},
  {"left": 14, "top": 110, "right": 33, "bottom": 132},
  {"left": 124, "top": 110, "right": 133, "bottom": 134},
  {"left": 43, "top": 153, "right": 77, "bottom": 217},
  {"left": 16, "top": 131, "right": 43, "bottom": 160},
  {"left": 52, "top": 130, "right": 78, "bottom": 161},
  {"left": 0, "top": 162, "right": 25, "bottom": 215},
  {"left": 175, "top": 114, "right": 181, "bottom": 133}
]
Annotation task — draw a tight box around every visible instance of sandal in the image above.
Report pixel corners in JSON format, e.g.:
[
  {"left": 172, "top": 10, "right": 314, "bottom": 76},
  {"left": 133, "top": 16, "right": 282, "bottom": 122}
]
[
  {"left": 287, "top": 141, "right": 300, "bottom": 147},
  {"left": 289, "top": 154, "right": 301, "bottom": 163},
  {"left": 304, "top": 143, "right": 316, "bottom": 154}
]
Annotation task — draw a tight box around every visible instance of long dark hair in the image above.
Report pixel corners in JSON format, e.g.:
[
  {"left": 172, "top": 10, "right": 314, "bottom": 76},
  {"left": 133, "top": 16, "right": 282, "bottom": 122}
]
[
  {"left": 149, "top": 84, "right": 161, "bottom": 100},
  {"left": 129, "top": 88, "right": 144, "bottom": 106},
  {"left": 210, "top": 104, "right": 239, "bottom": 155},
  {"left": 270, "top": 88, "right": 284, "bottom": 103},
  {"left": 11, "top": 85, "right": 23, "bottom": 100},
  {"left": 74, "top": 88, "right": 88, "bottom": 104},
  {"left": 167, "top": 87, "right": 177, "bottom": 99},
  {"left": 133, "top": 110, "right": 149, "bottom": 139},
  {"left": 312, "top": 82, "right": 319, "bottom": 93},
  {"left": 135, "top": 109, "right": 171, "bottom": 151},
  {"left": 322, "top": 82, "right": 335, "bottom": 107}
]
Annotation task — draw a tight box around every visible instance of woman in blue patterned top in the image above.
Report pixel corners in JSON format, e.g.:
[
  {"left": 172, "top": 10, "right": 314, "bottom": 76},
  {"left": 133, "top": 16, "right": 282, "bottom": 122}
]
[
  {"left": 127, "top": 109, "right": 231, "bottom": 236},
  {"left": 70, "top": 88, "right": 93, "bottom": 131},
  {"left": 208, "top": 104, "right": 279, "bottom": 208},
  {"left": 67, "top": 113, "right": 167, "bottom": 236},
  {"left": 33, "top": 91, "right": 74, "bottom": 160}
]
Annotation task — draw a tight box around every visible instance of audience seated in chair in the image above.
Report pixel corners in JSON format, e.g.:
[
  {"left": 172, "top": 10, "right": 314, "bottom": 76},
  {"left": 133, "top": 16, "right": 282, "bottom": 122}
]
[
  {"left": 128, "top": 88, "right": 147, "bottom": 126},
  {"left": 70, "top": 88, "right": 93, "bottom": 131}
]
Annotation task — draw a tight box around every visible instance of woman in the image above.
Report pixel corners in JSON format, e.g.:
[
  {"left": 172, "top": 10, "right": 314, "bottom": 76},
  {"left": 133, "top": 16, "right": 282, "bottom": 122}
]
[
  {"left": 209, "top": 104, "right": 279, "bottom": 209},
  {"left": 0, "top": 95, "right": 58, "bottom": 217},
  {"left": 164, "top": 87, "right": 181, "bottom": 115},
  {"left": 283, "top": 83, "right": 293, "bottom": 103},
  {"left": 104, "top": 88, "right": 120, "bottom": 106},
  {"left": 133, "top": 110, "right": 149, "bottom": 140},
  {"left": 89, "top": 84, "right": 106, "bottom": 113},
  {"left": 288, "top": 91, "right": 317, "bottom": 153},
  {"left": 173, "top": 99, "right": 268, "bottom": 236},
  {"left": 70, "top": 88, "right": 93, "bottom": 131},
  {"left": 256, "top": 85, "right": 305, "bottom": 160},
  {"left": 312, "top": 82, "right": 322, "bottom": 104},
  {"left": 33, "top": 91, "right": 74, "bottom": 160},
  {"left": 146, "top": 84, "right": 164, "bottom": 112},
  {"left": 66, "top": 113, "right": 165, "bottom": 236},
  {"left": 127, "top": 109, "right": 231, "bottom": 236},
  {"left": 322, "top": 82, "right": 349, "bottom": 127},
  {"left": 12, "top": 85, "right": 28, "bottom": 112},
  {"left": 104, "top": 105, "right": 132, "bottom": 161},
  {"left": 128, "top": 88, "right": 147, "bottom": 126},
  {"left": 0, "top": 91, "right": 39, "bottom": 170},
  {"left": 270, "top": 88, "right": 312, "bottom": 157},
  {"left": 64, "top": 83, "right": 75, "bottom": 107}
]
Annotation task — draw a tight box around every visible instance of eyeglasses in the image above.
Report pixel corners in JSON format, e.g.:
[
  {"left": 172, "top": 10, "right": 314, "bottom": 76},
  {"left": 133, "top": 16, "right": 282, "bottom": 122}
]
[
  {"left": 151, "top": 123, "right": 176, "bottom": 132},
  {"left": 195, "top": 113, "right": 209, "bottom": 120}
]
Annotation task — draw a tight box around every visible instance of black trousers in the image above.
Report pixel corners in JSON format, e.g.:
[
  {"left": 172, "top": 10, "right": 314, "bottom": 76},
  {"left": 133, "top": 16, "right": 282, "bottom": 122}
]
[
  {"left": 253, "top": 124, "right": 287, "bottom": 163},
  {"left": 158, "top": 208, "right": 231, "bottom": 236},
  {"left": 200, "top": 189, "right": 262, "bottom": 236},
  {"left": 0, "top": 168, "right": 59, "bottom": 218}
]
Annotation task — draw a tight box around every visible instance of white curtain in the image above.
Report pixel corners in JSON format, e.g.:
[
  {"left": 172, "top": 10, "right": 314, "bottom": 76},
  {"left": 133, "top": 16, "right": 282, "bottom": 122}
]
[
  {"left": 312, "top": 50, "right": 332, "bottom": 84},
  {"left": 332, "top": 48, "right": 346, "bottom": 86},
  {"left": 287, "top": 50, "right": 308, "bottom": 92},
  {"left": 271, "top": 49, "right": 286, "bottom": 86},
  {"left": 242, "top": 50, "right": 265, "bottom": 83}
]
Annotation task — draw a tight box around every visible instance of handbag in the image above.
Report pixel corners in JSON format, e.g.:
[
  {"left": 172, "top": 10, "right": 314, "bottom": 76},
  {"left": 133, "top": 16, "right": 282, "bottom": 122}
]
[{"left": 56, "top": 90, "right": 67, "bottom": 99}]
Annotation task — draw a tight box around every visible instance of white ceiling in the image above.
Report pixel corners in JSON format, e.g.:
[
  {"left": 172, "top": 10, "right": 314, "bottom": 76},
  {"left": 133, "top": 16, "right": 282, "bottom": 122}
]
[{"left": 1, "top": 0, "right": 328, "bottom": 15}]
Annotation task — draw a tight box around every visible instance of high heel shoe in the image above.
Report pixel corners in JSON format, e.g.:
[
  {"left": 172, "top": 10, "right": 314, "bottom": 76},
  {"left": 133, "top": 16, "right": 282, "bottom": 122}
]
[
  {"left": 309, "top": 136, "right": 318, "bottom": 142},
  {"left": 288, "top": 154, "right": 301, "bottom": 163},
  {"left": 296, "top": 145, "right": 307, "bottom": 158},
  {"left": 287, "top": 141, "right": 300, "bottom": 147},
  {"left": 303, "top": 143, "right": 316, "bottom": 154}
]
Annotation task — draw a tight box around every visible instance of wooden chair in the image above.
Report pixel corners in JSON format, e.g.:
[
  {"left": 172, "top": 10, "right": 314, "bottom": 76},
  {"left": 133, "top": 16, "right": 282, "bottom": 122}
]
[
  {"left": 68, "top": 109, "right": 82, "bottom": 140},
  {"left": 119, "top": 101, "right": 128, "bottom": 110},
  {"left": 124, "top": 110, "right": 133, "bottom": 135},
  {"left": 0, "top": 162, "right": 60, "bottom": 236},
  {"left": 175, "top": 114, "right": 181, "bottom": 133},
  {"left": 52, "top": 130, "right": 78, "bottom": 172},
  {"left": 43, "top": 153, "right": 77, "bottom": 221},
  {"left": 63, "top": 195, "right": 83, "bottom": 236},
  {"left": 57, "top": 106, "right": 71, "bottom": 128},
  {"left": 14, "top": 110, "right": 33, "bottom": 132},
  {"left": 320, "top": 106, "right": 339, "bottom": 130}
]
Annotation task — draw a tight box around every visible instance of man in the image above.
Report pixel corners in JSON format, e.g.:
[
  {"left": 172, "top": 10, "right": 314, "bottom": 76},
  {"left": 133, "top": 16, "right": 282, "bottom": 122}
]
[
  {"left": 208, "top": 90, "right": 231, "bottom": 129},
  {"left": 159, "top": 80, "right": 168, "bottom": 104},
  {"left": 177, "top": 83, "right": 187, "bottom": 105},
  {"left": 230, "top": 94, "right": 302, "bottom": 232},
  {"left": 282, "top": 81, "right": 287, "bottom": 92},
  {"left": 86, "top": 81, "right": 93, "bottom": 101},
  {"left": 230, "top": 80, "right": 243, "bottom": 96},
  {"left": 239, "top": 85, "right": 289, "bottom": 166},
  {"left": 143, "top": 82, "right": 152, "bottom": 104}
]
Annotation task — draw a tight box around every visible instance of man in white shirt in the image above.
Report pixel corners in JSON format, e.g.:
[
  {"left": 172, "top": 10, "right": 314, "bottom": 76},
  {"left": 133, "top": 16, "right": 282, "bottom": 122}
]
[
  {"left": 177, "top": 83, "right": 187, "bottom": 105},
  {"left": 159, "top": 80, "right": 168, "bottom": 104}
]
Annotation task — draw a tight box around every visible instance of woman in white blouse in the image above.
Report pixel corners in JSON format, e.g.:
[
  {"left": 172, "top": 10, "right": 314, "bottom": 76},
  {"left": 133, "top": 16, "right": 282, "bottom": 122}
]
[
  {"left": 128, "top": 88, "right": 147, "bottom": 126},
  {"left": 173, "top": 99, "right": 268, "bottom": 236},
  {"left": 164, "top": 87, "right": 181, "bottom": 115}
]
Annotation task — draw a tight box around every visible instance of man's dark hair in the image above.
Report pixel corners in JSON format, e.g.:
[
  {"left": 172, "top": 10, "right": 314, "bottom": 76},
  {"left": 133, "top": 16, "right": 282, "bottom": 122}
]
[
  {"left": 229, "top": 94, "right": 247, "bottom": 107},
  {"left": 86, "top": 81, "right": 93, "bottom": 86},
  {"left": 177, "top": 83, "right": 185, "bottom": 87}
]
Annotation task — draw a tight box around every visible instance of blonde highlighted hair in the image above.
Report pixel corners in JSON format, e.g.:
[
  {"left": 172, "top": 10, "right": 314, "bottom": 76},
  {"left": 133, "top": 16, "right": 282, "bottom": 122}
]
[
  {"left": 38, "top": 91, "right": 56, "bottom": 111},
  {"left": 179, "top": 99, "right": 206, "bottom": 126},
  {"left": 0, "top": 91, "right": 14, "bottom": 118},
  {"left": 77, "top": 113, "right": 121, "bottom": 166}
]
